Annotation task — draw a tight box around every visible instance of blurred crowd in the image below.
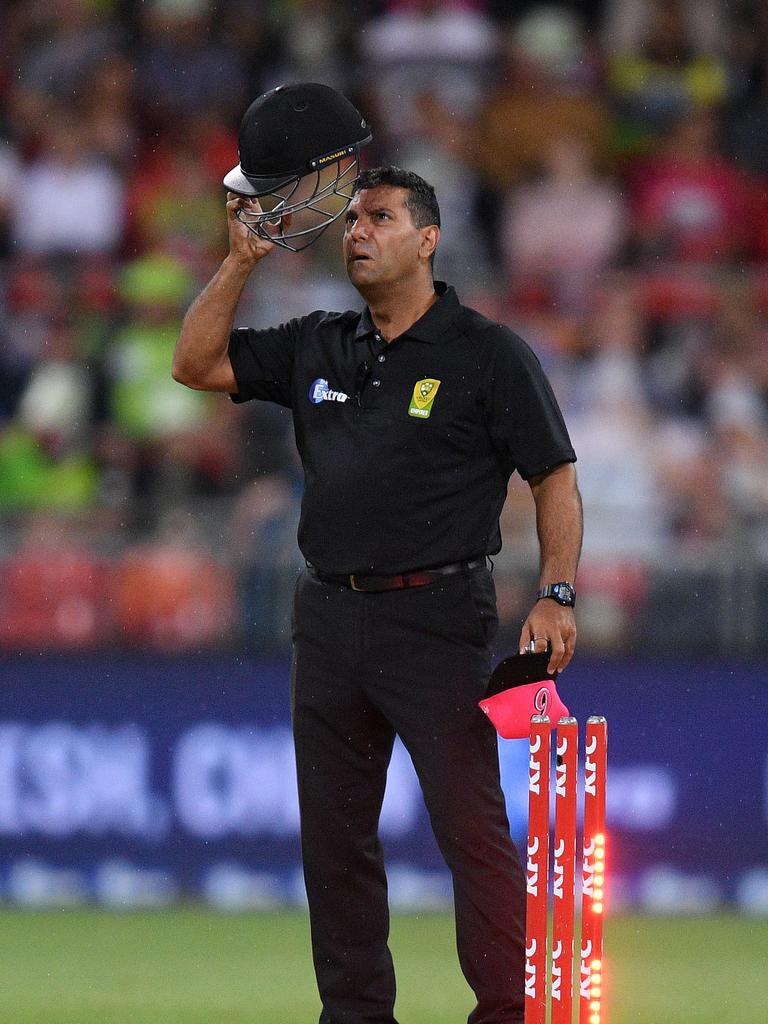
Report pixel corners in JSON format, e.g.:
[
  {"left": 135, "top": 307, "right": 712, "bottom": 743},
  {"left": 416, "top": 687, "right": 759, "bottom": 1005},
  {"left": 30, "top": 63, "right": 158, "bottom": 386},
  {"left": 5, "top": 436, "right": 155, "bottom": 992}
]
[{"left": 1, "top": 0, "right": 768, "bottom": 653}]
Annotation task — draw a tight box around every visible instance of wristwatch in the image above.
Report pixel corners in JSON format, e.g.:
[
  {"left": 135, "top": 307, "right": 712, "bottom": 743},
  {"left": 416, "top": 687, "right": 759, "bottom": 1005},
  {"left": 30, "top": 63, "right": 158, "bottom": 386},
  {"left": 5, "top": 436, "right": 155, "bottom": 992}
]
[{"left": 537, "top": 581, "right": 576, "bottom": 608}]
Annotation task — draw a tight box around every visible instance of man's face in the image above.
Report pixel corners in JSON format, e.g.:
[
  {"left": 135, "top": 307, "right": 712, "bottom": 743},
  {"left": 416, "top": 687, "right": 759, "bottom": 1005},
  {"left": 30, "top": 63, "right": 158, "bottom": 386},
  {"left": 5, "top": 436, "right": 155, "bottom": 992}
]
[{"left": 343, "top": 186, "right": 428, "bottom": 289}]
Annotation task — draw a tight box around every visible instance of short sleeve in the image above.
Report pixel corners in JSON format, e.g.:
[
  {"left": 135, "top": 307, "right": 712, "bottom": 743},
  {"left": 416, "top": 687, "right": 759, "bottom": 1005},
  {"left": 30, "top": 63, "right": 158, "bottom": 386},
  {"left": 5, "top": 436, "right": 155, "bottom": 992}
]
[
  {"left": 482, "top": 328, "right": 576, "bottom": 480},
  {"left": 228, "top": 320, "right": 299, "bottom": 407}
]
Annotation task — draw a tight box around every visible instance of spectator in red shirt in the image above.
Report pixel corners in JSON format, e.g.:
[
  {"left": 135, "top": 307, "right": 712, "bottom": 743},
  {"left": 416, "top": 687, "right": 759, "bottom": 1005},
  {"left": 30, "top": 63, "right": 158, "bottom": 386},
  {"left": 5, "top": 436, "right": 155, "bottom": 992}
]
[{"left": 628, "top": 109, "right": 757, "bottom": 263}]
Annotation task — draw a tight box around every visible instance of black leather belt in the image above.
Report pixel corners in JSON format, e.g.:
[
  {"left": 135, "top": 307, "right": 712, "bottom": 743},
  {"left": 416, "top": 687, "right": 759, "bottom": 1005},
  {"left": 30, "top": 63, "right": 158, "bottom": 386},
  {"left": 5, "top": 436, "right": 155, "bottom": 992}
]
[{"left": 307, "top": 557, "right": 486, "bottom": 593}]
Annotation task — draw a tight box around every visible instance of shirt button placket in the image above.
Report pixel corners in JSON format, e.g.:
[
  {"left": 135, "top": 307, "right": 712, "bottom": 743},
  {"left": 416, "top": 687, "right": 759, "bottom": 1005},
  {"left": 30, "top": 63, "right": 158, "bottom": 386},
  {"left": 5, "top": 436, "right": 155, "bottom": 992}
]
[{"left": 372, "top": 333, "right": 385, "bottom": 392}]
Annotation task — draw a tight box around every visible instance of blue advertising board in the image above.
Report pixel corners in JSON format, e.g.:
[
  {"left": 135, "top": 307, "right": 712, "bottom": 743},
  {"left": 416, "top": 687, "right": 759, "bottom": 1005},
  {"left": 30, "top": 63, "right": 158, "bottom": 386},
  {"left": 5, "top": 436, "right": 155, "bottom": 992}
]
[{"left": 0, "top": 654, "right": 765, "bottom": 913}]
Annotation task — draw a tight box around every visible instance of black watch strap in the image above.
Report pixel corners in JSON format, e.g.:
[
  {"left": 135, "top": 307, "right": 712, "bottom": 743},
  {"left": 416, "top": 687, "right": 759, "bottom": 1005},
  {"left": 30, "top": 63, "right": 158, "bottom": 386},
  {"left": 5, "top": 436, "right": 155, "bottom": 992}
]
[{"left": 537, "top": 581, "right": 576, "bottom": 607}]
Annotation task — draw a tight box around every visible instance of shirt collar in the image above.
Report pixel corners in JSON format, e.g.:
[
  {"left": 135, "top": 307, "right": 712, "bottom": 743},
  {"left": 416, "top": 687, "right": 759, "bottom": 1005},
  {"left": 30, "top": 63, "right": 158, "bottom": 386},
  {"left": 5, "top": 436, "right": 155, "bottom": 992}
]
[{"left": 353, "top": 281, "right": 460, "bottom": 344}]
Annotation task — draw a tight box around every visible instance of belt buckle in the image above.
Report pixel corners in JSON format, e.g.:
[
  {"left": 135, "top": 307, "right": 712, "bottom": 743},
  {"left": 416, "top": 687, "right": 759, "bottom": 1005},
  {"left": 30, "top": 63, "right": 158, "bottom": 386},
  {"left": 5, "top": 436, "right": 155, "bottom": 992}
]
[{"left": 349, "top": 574, "right": 362, "bottom": 591}]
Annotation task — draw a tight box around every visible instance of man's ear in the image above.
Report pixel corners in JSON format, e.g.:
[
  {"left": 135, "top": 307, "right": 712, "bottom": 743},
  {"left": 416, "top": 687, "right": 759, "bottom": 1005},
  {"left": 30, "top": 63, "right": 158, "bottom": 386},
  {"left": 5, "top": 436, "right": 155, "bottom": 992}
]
[{"left": 419, "top": 225, "right": 440, "bottom": 261}]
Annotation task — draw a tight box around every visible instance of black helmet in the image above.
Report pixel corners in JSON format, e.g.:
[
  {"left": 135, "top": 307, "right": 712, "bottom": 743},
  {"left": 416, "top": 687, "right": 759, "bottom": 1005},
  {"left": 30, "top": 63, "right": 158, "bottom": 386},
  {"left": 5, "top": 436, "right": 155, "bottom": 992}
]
[{"left": 224, "top": 83, "right": 373, "bottom": 252}]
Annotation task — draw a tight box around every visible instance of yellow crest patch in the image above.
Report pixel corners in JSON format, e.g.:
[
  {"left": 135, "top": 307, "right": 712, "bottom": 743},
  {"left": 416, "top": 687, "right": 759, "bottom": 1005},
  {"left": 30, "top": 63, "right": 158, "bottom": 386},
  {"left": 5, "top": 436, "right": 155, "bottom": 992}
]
[{"left": 408, "top": 378, "right": 441, "bottom": 418}]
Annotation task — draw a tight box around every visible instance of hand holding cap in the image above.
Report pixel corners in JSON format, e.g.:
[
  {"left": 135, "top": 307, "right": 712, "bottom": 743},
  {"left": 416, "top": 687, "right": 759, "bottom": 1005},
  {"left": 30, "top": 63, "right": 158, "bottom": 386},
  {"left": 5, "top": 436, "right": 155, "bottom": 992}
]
[{"left": 478, "top": 651, "right": 569, "bottom": 739}]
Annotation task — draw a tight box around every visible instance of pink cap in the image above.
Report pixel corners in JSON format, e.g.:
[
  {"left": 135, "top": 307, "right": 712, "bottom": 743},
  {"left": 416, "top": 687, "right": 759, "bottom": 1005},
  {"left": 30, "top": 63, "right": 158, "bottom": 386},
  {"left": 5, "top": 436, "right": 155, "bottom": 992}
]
[
  {"left": 478, "top": 652, "right": 569, "bottom": 739},
  {"left": 479, "top": 679, "right": 569, "bottom": 739}
]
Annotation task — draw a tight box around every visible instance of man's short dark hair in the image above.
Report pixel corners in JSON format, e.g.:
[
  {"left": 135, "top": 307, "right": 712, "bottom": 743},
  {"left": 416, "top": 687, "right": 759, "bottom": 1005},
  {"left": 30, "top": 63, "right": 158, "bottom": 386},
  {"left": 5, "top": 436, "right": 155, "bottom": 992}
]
[{"left": 353, "top": 166, "right": 441, "bottom": 230}]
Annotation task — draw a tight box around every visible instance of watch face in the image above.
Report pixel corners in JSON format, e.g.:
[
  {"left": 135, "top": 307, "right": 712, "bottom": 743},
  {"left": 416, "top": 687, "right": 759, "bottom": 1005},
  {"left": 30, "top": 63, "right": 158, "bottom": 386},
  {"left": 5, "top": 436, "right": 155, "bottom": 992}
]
[{"left": 538, "top": 582, "right": 576, "bottom": 606}]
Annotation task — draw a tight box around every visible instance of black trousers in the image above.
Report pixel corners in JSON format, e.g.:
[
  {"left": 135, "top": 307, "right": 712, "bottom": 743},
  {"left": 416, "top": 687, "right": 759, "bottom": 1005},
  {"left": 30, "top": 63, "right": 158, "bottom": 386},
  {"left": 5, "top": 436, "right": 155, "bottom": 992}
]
[{"left": 291, "top": 566, "right": 526, "bottom": 1024}]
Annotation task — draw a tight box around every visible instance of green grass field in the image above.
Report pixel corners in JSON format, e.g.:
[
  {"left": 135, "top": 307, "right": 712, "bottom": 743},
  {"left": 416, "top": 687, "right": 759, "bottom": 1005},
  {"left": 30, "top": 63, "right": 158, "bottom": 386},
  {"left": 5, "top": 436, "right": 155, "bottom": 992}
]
[{"left": 0, "top": 909, "right": 765, "bottom": 1024}]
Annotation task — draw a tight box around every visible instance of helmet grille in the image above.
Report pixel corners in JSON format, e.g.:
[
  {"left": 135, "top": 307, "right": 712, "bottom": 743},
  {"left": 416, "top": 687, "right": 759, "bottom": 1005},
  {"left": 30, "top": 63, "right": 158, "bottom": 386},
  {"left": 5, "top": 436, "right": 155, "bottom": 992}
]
[{"left": 234, "top": 153, "right": 361, "bottom": 253}]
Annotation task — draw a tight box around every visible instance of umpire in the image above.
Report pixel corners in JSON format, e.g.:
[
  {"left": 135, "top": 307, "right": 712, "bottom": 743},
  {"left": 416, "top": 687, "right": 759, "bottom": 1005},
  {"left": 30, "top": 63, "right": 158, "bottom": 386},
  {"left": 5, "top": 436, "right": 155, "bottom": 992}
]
[{"left": 173, "top": 165, "right": 582, "bottom": 1024}]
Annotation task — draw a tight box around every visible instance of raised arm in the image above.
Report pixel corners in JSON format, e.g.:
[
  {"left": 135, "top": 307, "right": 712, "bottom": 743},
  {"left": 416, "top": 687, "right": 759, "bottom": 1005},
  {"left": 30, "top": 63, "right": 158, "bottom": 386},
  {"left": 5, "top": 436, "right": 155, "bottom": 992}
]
[
  {"left": 518, "top": 461, "right": 583, "bottom": 673},
  {"left": 172, "top": 193, "right": 274, "bottom": 392}
]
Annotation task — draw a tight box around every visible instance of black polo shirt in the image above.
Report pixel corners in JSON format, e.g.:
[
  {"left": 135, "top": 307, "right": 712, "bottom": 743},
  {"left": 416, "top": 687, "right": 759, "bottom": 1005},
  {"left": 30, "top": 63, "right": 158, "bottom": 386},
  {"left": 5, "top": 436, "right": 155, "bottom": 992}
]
[{"left": 228, "top": 281, "right": 575, "bottom": 574}]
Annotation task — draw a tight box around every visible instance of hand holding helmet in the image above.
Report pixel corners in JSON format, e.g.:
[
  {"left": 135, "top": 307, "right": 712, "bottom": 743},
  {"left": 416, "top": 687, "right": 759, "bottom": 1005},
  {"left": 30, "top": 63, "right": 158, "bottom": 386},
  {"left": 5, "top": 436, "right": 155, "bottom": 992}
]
[
  {"left": 224, "top": 83, "right": 372, "bottom": 252},
  {"left": 225, "top": 192, "right": 280, "bottom": 269}
]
